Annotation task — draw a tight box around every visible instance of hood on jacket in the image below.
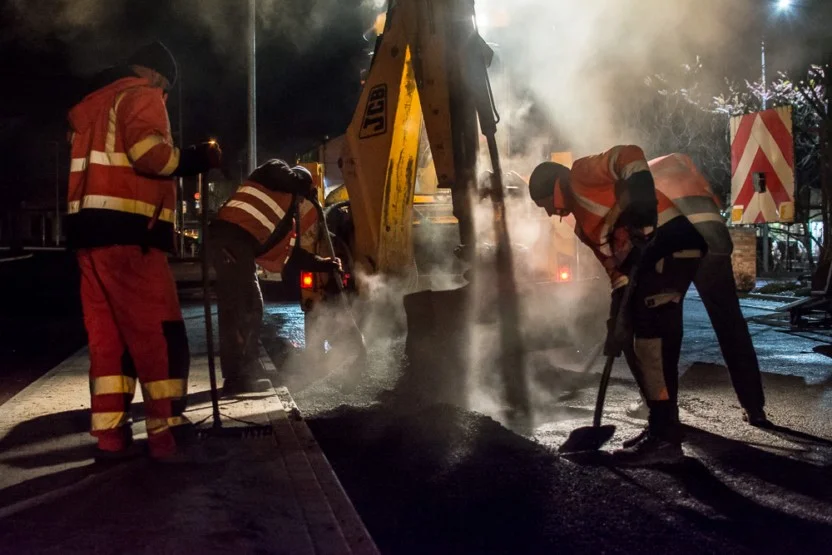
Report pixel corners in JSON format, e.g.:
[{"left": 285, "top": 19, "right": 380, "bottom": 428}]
[{"left": 67, "top": 66, "right": 147, "bottom": 134}]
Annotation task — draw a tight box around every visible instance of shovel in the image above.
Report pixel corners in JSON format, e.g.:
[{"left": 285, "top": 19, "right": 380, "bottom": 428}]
[
  {"left": 304, "top": 198, "right": 368, "bottom": 376},
  {"left": 558, "top": 252, "right": 644, "bottom": 455}
]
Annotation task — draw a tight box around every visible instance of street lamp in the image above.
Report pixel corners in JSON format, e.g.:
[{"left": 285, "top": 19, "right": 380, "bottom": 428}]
[
  {"left": 759, "top": 0, "right": 795, "bottom": 272},
  {"left": 762, "top": 0, "right": 795, "bottom": 110},
  {"left": 247, "top": 0, "right": 257, "bottom": 174},
  {"left": 776, "top": 0, "right": 793, "bottom": 12}
]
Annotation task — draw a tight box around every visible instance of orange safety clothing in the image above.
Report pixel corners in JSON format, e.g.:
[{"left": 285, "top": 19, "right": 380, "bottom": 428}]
[
  {"left": 256, "top": 199, "right": 320, "bottom": 273},
  {"left": 78, "top": 246, "right": 190, "bottom": 458},
  {"left": 67, "top": 74, "right": 181, "bottom": 253},
  {"left": 648, "top": 153, "right": 733, "bottom": 255},
  {"left": 649, "top": 153, "right": 723, "bottom": 224},
  {"left": 563, "top": 145, "right": 681, "bottom": 288},
  {"left": 217, "top": 178, "right": 320, "bottom": 274}
]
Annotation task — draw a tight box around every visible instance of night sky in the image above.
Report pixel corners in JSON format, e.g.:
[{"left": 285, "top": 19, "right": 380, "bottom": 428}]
[{"left": 0, "top": 0, "right": 376, "bottom": 209}]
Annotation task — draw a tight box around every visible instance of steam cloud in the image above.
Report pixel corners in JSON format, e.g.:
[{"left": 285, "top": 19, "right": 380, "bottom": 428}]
[
  {"left": 476, "top": 0, "right": 758, "bottom": 155},
  {"left": 458, "top": 0, "right": 771, "bottom": 422}
]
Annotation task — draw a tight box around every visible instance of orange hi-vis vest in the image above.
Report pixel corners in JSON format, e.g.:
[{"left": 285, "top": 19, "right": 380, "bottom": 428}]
[
  {"left": 649, "top": 153, "right": 724, "bottom": 225},
  {"left": 649, "top": 153, "right": 730, "bottom": 254},
  {"left": 569, "top": 145, "right": 682, "bottom": 289},
  {"left": 217, "top": 179, "right": 320, "bottom": 273},
  {"left": 67, "top": 75, "right": 182, "bottom": 252}
]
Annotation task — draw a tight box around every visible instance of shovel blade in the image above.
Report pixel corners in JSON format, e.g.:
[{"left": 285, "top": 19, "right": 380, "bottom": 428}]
[
  {"left": 558, "top": 424, "right": 616, "bottom": 454},
  {"left": 324, "top": 326, "right": 368, "bottom": 383}
]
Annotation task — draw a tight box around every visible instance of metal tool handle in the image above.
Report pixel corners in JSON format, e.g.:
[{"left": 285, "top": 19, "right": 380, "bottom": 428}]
[
  {"left": 592, "top": 355, "right": 616, "bottom": 427},
  {"left": 308, "top": 198, "right": 347, "bottom": 295},
  {"left": 199, "top": 172, "right": 222, "bottom": 429},
  {"left": 591, "top": 250, "right": 646, "bottom": 427}
]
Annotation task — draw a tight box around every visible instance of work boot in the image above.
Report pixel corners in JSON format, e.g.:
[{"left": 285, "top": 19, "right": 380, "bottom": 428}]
[
  {"left": 621, "top": 427, "right": 648, "bottom": 449},
  {"left": 222, "top": 377, "right": 273, "bottom": 397},
  {"left": 94, "top": 440, "right": 144, "bottom": 465},
  {"left": 742, "top": 407, "right": 769, "bottom": 427},
  {"left": 611, "top": 432, "right": 684, "bottom": 467},
  {"left": 625, "top": 399, "right": 649, "bottom": 421},
  {"left": 94, "top": 427, "right": 141, "bottom": 464}
]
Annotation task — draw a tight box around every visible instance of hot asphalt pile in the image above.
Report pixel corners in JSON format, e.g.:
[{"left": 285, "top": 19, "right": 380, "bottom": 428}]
[{"left": 264, "top": 290, "right": 832, "bottom": 555}]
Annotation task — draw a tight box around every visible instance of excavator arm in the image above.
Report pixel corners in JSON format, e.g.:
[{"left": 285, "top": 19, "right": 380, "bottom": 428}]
[
  {"left": 340, "top": 0, "right": 498, "bottom": 277},
  {"left": 306, "top": 0, "right": 529, "bottom": 425}
]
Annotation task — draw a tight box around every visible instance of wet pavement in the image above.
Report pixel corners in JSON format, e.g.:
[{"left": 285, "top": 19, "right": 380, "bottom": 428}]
[
  {"left": 262, "top": 284, "right": 832, "bottom": 554},
  {"left": 0, "top": 303, "right": 378, "bottom": 555}
]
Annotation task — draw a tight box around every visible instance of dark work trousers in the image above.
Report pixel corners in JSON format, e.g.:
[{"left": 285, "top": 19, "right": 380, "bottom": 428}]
[
  {"left": 623, "top": 253, "right": 702, "bottom": 439},
  {"left": 693, "top": 253, "right": 765, "bottom": 411},
  {"left": 208, "top": 222, "right": 265, "bottom": 382}
]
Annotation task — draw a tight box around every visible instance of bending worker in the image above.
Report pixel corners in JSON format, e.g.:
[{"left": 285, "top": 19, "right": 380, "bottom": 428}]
[
  {"left": 209, "top": 159, "right": 341, "bottom": 396},
  {"left": 67, "top": 41, "right": 223, "bottom": 462},
  {"left": 529, "top": 145, "right": 708, "bottom": 466},
  {"left": 624, "top": 153, "right": 767, "bottom": 426}
]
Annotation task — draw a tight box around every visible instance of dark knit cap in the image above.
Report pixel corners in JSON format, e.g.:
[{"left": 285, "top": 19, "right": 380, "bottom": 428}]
[
  {"left": 128, "top": 41, "right": 178, "bottom": 87},
  {"left": 528, "top": 161, "right": 571, "bottom": 202}
]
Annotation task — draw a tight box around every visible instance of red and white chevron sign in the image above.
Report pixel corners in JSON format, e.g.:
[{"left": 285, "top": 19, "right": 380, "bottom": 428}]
[{"left": 730, "top": 106, "right": 795, "bottom": 224}]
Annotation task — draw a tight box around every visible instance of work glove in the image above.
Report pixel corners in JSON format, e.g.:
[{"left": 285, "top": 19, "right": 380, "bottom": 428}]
[
  {"left": 328, "top": 257, "right": 344, "bottom": 274},
  {"left": 604, "top": 286, "right": 627, "bottom": 357},
  {"left": 172, "top": 141, "right": 223, "bottom": 177},
  {"left": 311, "top": 256, "right": 343, "bottom": 274}
]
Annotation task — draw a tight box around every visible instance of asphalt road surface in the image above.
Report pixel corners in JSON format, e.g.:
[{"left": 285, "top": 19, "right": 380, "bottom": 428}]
[
  {"left": 3, "top": 251, "right": 830, "bottom": 553},
  {"left": 262, "top": 284, "right": 832, "bottom": 555}
]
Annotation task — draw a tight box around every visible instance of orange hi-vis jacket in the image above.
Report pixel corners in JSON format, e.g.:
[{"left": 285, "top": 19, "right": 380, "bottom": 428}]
[
  {"left": 648, "top": 153, "right": 731, "bottom": 255},
  {"left": 67, "top": 74, "right": 182, "bottom": 253},
  {"left": 217, "top": 178, "right": 320, "bottom": 273},
  {"left": 568, "top": 145, "right": 682, "bottom": 289}
]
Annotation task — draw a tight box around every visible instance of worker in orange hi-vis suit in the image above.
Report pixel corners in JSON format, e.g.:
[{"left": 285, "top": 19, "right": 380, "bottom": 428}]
[
  {"left": 621, "top": 153, "right": 767, "bottom": 426},
  {"left": 67, "top": 41, "right": 223, "bottom": 463},
  {"left": 209, "top": 160, "right": 342, "bottom": 396},
  {"left": 529, "top": 145, "right": 708, "bottom": 467}
]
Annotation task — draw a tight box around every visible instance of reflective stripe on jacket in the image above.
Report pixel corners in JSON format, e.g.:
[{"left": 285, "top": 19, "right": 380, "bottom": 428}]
[
  {"left": 217, "top": 181, "right": 319, "bottom": 274},
  {"left": 649, "top": 153, "right": 732, "bottom": 255},
  {"left": 67, "top": 75, "right": 180, "bottom": 252},
  {"left": 569, "top": 145, "right": 680, "bottom": 288},
  {"left": 255, "top": 199, "right": 320, "bottom": 273}
]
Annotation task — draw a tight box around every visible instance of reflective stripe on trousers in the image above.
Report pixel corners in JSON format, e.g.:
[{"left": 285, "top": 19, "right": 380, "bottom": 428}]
[{"left": 79, "top": 245, "right": 190, "bottom": 457}]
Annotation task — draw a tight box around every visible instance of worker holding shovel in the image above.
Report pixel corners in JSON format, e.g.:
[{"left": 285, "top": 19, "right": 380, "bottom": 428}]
[
  {"left": 528, "top": 145, "right": 707, "bottom": 466},
  {"left": 208, "top": 159, "right": 342, "bottom": 396}
]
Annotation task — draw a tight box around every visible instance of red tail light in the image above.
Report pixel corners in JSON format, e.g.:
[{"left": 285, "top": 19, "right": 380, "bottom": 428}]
[
  {"left": 558, "top": 267, "right": 572, "bottom": 282},
  {"left": 301, "top": 272, "right": 315, "bottom": 289}
]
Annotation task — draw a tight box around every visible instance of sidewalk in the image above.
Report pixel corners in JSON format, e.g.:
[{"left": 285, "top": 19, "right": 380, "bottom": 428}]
[{"left": 0, "top": 306, "right": 378, "bottom": 555}]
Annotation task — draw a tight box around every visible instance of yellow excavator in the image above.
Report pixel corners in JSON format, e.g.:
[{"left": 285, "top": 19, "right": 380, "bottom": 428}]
[
  {"left": 293, "top": 0, "right": 609, "bottom": 427},
  {"left": 293, "top": 0, "right": 530, "bottom": 423},
  {"left": 297, "top": 0, "right": 595, "bottom": 307}
]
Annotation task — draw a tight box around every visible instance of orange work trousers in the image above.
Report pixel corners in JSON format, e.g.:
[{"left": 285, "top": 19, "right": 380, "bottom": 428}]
[{"left": 77, "top": 246, "right": 190, "bottom": 458}]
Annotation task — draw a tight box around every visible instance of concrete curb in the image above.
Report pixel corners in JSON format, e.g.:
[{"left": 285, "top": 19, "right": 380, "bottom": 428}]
[
  {"left": 742, "top": 292, "right": 803, "bottom": 303},
  {"left": 260, "top": 347, "right": 380, "bottom": 555}
]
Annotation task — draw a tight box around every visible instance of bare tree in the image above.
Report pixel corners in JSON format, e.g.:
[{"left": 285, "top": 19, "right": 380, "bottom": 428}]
[{"left": 634, "top": 59, "right": 831, "bottom": 275}]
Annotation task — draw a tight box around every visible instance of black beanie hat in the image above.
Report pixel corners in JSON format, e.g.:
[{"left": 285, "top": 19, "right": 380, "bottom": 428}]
[
  {"left": 528, "top": 161, "right": 571, "bottom": 202},
  {"left": 128, "top": 41, "right": 178, "bottom": 87}
]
